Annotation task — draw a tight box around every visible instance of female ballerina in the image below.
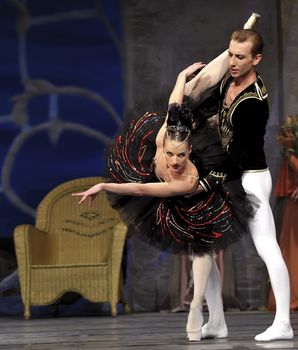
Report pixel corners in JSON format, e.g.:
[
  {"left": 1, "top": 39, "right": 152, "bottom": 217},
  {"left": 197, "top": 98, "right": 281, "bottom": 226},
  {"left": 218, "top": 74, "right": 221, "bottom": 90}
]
[
  {"left": 73, "top": 66, "right": 251, "bottom": 342},
  {"left": 73, "top": 13, "right": 259, "bottom": 342}
]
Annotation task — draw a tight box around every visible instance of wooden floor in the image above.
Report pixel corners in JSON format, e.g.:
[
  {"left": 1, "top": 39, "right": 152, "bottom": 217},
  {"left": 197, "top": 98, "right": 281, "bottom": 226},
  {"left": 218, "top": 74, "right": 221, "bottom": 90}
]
[{"left": 0, "top": 311, "right": 297, "bottom": 349}]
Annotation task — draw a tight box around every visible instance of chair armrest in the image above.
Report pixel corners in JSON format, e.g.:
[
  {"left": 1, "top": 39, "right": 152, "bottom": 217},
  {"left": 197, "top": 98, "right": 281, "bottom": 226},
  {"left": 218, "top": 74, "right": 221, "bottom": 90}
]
[
  {"left": 13, "top": 225, "right": 48, "bottom": 304},
  {"left": 111, "top": 222, "right": 127, "bottom": 263},
  {"left": 14, "top": 225, "right": 49, "bottom": 265},
  {"left": 109, "top": 222, "right": 127, "bottom": 293}
]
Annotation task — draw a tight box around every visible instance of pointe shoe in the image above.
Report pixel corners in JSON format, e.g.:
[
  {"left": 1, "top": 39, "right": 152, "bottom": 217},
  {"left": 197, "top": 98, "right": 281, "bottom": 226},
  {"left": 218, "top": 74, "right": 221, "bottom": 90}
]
[
  {"left": 186, "top": 307, "right": 203, "bottom": 342},
  {"left": 186, "top": 328, "right": 202, "bottom": 342},
  {"left": 254, "top": 325, "right": 294, "bottom": 341},
  {"left": 201, "top": 323, "right": 228, "bottom": 339},
  {"left": 243, "top": 12, "right": 261, "bottom": 29}
]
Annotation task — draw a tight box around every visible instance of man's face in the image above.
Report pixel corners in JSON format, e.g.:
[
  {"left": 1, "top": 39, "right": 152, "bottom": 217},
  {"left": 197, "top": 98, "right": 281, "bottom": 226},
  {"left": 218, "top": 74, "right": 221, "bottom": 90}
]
[{"left": 228, "top": 39, "right": 262, "bottom": 79}]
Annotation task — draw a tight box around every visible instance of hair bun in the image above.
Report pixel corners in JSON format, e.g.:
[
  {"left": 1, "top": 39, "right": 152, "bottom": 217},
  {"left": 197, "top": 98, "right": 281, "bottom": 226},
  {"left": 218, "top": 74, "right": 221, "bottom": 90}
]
[{"left": 167, "top": 102, "right": 194, "bottom": 130}]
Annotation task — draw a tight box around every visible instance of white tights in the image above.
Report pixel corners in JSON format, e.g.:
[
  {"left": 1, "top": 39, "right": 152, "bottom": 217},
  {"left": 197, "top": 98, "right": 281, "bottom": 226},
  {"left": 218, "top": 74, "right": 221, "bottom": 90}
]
[
  {"left": 189, "top": 254, "right": 212, "bottom": 310},
  {"left": 184, "top": 13, "right": 260, "bottom": 102},
  {"left": 242, "top": 170, "right": 290, "bottom": 325},
  {"left": 184, "top": 14, "right": 291, "bottom": 337},
  {"left": 203, "top": 170, "right": 291, "bottom": 330},
  {"left": 184, "top": 50, "right": 228, "bottom": 104},
  {"left": 186, "top": 253, "right": 226, "bottom": 332}
]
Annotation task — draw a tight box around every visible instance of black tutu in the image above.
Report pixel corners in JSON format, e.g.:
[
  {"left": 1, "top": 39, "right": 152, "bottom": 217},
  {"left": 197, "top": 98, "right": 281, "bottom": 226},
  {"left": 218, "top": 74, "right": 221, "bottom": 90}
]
[{"left": 104, "top": 110, "right": 254, "bottom": 256}]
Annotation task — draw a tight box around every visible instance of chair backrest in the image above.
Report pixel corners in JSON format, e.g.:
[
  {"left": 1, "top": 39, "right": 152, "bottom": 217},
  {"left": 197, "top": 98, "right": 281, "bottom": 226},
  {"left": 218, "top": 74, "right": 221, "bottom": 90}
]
[{"left": 31, "top": 177, "right": 121, "bottom": 265}]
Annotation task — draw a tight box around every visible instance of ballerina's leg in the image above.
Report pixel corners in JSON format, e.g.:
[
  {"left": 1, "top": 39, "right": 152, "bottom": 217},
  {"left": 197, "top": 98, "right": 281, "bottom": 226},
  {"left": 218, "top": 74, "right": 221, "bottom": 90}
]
[
  {"left": 186, "top": 253, "right": 212, "bottom": 341},
  {"left": 185, "top": 12, "right": 261, "bottom": 102}
]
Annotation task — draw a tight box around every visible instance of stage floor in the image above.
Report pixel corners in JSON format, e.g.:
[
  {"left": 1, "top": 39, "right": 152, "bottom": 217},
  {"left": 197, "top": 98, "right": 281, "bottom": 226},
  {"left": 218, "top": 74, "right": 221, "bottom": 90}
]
[{"left": 0, "top": 311, "right": 297, "bottom": 349}]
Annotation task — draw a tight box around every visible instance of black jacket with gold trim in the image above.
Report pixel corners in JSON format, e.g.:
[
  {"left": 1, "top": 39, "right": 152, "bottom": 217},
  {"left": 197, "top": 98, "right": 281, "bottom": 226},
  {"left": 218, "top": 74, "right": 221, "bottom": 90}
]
[{"left": 197, "top": 73, "right": 269, "bottom": 192}]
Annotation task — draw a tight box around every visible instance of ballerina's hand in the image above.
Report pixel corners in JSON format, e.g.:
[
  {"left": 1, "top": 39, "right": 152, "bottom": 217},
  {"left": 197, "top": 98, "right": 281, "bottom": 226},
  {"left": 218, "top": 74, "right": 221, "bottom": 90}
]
[
  {"left": 71, "top": 184, "right": 102, "bottom": 205},
  {"left": 180, "top": 62, "right": 206, "bottom": 79}
]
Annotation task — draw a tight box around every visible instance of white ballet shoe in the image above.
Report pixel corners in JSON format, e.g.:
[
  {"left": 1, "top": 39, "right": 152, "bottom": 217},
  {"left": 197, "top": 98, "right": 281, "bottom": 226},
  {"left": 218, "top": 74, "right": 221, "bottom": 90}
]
[
  {"left": 186, "top": 328, "right": 202, "bottom": 342},
  {"left": 186, "top": 307, "right": 203, "bottom": 342},
  {"left": 254, "top": 325, "right": 294, "bottom": 342},
  {"left": 243, "top": 12, "right": 261, "bottom": 29},
  {"left": 201, "top": 323, "right": 228, "bottom": 339}
]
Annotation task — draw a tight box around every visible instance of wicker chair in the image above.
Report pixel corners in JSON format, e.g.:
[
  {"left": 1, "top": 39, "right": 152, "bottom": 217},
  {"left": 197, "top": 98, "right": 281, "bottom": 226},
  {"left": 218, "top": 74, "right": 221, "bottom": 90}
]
[{"left": 14, "top": 177, "right": 128, "bottom": 319}]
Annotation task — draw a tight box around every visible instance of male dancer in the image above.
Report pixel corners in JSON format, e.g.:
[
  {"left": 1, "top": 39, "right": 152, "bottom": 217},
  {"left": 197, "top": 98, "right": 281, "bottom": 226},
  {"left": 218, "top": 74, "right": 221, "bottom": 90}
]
[{"left": 191, "top": 26, "right": 293, "bottom": 342}]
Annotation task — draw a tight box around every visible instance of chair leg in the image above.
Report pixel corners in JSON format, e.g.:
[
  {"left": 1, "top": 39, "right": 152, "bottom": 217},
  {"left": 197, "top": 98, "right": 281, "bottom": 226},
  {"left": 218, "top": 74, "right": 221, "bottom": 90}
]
[
  {"left": 24, "top": 303, "right": 30, "bottom": 320},
  {"left": 119, "top": 270, "right": 130, "bottom": 313},
  {"left": 124, "top": 303, "right": 131, "bottom": 314},
  {"left": 111, "top": 303, "right": 117, "bottom": 316}
]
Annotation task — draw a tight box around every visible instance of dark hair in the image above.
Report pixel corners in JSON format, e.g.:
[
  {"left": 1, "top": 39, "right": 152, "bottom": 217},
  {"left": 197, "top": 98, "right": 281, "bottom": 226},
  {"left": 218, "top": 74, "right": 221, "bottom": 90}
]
[
  {"left": 165, "top": 100, "right": 193, "bottom": 145},
  {"left": 231, "top": 29, "right": 264, "bottom": 56}
]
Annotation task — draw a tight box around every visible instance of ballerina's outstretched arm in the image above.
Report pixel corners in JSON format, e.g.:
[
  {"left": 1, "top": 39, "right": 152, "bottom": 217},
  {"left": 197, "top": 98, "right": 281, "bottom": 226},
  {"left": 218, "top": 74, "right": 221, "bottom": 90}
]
[
  {"left": 72, "top": 178, "right": 198, "bottom": 206},
  {"left": 184, "top": 12, "right": 261, "bottom": 103}
]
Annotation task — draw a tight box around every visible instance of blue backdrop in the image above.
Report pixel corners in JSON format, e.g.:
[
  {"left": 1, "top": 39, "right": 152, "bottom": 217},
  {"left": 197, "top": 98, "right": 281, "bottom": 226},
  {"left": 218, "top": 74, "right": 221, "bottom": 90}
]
[{"left": 0, "top": 0, "right": 123, "bottom": 237}]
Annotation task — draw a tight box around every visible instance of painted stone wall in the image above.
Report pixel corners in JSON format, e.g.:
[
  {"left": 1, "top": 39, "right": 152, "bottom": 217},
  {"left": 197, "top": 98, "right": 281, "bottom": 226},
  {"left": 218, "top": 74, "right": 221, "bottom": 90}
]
[{"left": 282, "top": 0, "right": 298, "bottom": 117}]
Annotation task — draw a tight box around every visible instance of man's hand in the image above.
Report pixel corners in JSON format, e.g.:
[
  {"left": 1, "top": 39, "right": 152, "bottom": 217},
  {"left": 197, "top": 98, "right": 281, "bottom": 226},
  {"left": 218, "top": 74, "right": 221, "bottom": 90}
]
[
  {"left": 184, "top": 183, "right": 205, "bottom": 198},
  {"left": 196, "top": 184, "right": 205, "bottom": 193}
]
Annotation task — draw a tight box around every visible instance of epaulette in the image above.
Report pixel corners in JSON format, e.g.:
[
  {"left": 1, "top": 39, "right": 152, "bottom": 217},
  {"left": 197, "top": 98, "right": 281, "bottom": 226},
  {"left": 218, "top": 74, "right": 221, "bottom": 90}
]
[{"left": 199, "top": 170, "right": 227, "bottom": 192}]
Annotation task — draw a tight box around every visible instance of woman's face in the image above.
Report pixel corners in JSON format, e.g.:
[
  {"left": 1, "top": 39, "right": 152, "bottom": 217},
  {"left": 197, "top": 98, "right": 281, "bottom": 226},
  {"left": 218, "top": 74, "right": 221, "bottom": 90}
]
[{"left": 163, "top": 138, "right": 191, "bottom": 175}]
